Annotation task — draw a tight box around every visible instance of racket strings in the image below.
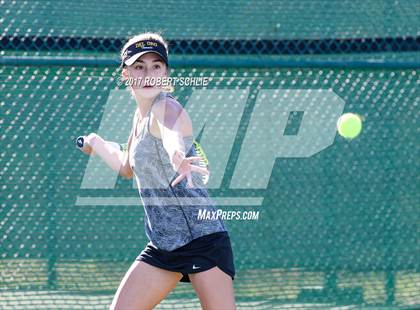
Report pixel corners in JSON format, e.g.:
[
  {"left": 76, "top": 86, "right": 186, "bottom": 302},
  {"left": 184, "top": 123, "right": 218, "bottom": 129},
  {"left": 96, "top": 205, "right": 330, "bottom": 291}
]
[{"left": 193, "top": 140, "right": 209, "bottom": 185}]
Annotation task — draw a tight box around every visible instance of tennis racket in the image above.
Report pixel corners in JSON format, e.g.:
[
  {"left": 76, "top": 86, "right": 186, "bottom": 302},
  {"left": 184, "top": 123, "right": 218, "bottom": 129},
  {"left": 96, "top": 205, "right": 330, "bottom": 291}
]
[
  {"left": 120, "top": 139, "right": 209, "bottom": 184},
  {"left": 77, "top": 136, "right": 209, "bottom": 184}
]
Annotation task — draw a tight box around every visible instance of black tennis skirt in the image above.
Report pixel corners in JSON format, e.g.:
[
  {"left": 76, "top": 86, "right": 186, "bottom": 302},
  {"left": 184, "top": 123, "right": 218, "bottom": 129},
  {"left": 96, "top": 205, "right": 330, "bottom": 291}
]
[{"left": 136, "top": 231, "right": 235, "bottom": 282}]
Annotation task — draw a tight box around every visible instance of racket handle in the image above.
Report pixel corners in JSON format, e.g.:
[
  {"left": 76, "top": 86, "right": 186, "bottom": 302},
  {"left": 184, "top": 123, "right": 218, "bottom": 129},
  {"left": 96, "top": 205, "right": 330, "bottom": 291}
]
[{"left": 76, "top": 136, "right": 84, "bottom": 148}]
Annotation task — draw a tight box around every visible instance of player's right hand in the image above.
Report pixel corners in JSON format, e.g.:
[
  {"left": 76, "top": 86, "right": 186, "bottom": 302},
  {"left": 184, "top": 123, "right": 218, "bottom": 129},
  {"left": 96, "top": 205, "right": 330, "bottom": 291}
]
[{"left": 77, "top": 133, "right": 98, "bottom": 156}]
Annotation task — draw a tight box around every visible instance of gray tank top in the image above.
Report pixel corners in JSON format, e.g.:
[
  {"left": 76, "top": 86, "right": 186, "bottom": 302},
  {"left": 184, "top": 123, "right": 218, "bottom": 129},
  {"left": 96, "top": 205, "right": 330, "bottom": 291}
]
[{"left": 129, "top": 92, "right": 227, "bottom": 251}]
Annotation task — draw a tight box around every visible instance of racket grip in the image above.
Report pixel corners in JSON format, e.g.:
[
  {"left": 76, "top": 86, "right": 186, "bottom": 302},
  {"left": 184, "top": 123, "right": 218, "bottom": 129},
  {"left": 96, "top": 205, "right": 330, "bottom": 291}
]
[{"left": 76, "top": 136, "right": 84, "bottom": 148}]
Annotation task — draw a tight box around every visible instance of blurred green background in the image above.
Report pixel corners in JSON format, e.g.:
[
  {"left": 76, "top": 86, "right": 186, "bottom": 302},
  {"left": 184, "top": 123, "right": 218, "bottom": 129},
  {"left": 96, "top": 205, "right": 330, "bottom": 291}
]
[{"left": 1, "top": 1, "right": 419, "bottom": 309}]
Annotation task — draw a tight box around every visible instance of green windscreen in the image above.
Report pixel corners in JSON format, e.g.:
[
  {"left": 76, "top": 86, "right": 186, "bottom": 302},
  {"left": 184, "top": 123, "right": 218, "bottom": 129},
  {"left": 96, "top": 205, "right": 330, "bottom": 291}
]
[{"left": 1, "top": 1, "right": 419, "bottom": 309}]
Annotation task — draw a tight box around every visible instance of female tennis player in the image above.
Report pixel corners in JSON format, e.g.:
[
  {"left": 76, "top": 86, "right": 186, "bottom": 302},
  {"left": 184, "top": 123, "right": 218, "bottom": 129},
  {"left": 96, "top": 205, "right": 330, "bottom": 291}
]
[{"left": 78, "top": 33, "right": 236, "bottom": 309}]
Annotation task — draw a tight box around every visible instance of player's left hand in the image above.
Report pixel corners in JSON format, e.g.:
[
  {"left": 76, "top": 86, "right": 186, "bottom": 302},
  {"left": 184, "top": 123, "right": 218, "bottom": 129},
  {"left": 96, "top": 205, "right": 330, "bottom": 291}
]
[{"left": 171, "top": 150, "right": 209, "bottom": 188}]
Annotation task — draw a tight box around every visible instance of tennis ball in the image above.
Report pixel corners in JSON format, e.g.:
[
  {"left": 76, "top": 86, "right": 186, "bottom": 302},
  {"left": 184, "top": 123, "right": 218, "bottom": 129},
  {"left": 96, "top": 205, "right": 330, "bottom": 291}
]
[{"left": 337, "top": 113, "right": 363, "bottom": 139}]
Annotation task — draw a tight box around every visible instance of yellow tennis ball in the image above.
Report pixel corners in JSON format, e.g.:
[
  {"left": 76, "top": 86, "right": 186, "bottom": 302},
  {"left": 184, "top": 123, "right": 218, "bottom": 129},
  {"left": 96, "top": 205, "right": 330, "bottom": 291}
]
[{"left": 337, "top": 113, "right": 363, "bottom": 139}]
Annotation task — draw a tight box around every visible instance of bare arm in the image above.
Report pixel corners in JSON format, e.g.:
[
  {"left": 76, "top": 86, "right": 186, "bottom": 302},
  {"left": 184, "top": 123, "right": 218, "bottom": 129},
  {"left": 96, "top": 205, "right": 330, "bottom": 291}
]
[
  {"left": 118, "top": 129, "right": 134, "bottom": 179},
  {"left": 79, "top": 111, "right": 137, "bottom": 179},
  {"left": 83, "top": 133, "right": 130, "bottom": 178},
  {"left": 153, "top": 98, "right": 188, "bottom": 168},
  {"left": 153, "top": 98, "right": 208, "bottom": 187}
]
